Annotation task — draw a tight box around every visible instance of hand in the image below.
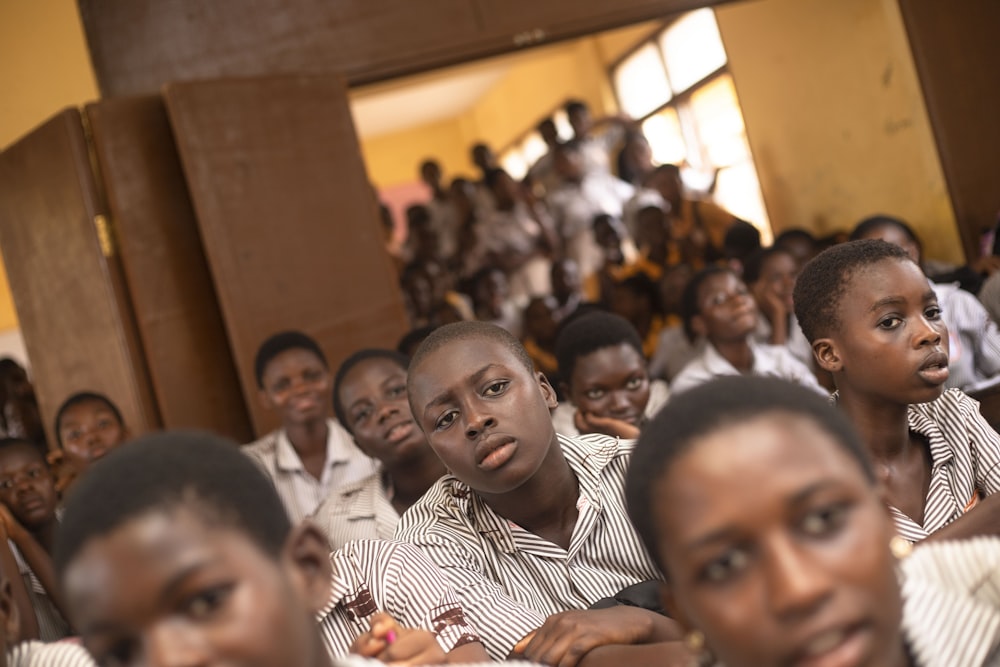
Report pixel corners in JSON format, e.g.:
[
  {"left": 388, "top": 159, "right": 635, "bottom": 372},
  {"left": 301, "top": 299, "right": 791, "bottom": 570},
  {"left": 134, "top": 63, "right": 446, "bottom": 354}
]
[
  {"left": 350, "top": 612, "right": 446, "bottom": 666},
  {"left": 513, "top": 606, "right": 679, "bottom": 667},
  {"left": 574, "top": 411, "right": 640, "bottom": 440},
  {"left": 0, "top": 503, "right": 25, "bottom": 543}
]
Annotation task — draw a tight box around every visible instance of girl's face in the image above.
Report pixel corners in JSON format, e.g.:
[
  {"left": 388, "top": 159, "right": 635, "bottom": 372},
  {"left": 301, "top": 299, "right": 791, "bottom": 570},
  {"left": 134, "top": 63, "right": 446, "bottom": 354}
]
[
  {"left": 568, "top": 343, "right": 650, "bottom": 427},
  {"left": 651, "top": 413, "right": 905, "bottom": 667},
  {"left": 692, "top": 272, "right": 758, "bottom": 343}
]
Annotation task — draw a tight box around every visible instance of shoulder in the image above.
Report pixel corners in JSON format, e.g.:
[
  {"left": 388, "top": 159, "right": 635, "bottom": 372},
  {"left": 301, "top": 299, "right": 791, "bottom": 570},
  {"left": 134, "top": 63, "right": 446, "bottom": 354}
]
[
  {"left": 901, "top": 537, "right": 1000, "bottom": 665},
  {"left": 7, "top": 640, "right": 97, "bottom": 667},
  {"left": 560, "top": 432, "right": 634, "bottom": 467},
  {"left": 912, "top": 388, "right": 980, "bottom": 422},
  {"left": 394, "top": 476, "right": 477, "bottom": 543},
  {"left": 242, "top": 430, "right": 280, "bottom": 458}
]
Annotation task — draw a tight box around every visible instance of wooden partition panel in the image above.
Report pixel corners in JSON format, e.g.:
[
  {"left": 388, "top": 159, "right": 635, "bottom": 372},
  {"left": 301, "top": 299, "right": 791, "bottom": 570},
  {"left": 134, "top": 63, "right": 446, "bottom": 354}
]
[
  {"left": 164, "top": 75, "right": 408, "bottom": 436},
  {"left": 0, "top": 110, "right": 159, "bottom": 444},
  {"left": 897, "top": 0, "right": 1000, "bottom": 260},
  {"left": 86, "top": 98, "right": 253, "bottom": 442}
]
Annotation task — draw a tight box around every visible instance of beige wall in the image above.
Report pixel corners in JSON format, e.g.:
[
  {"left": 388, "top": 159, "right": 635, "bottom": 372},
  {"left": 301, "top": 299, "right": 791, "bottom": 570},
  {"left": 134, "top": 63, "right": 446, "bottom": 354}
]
[
  {"left": 360, "top": 34, "right": 630, "bottom": 189},
  {"left": 0, "top": 0, "right": 99, "bottom": 332},
  {"left": 716, "top": 0, "right": 962, "bottom": 262}
]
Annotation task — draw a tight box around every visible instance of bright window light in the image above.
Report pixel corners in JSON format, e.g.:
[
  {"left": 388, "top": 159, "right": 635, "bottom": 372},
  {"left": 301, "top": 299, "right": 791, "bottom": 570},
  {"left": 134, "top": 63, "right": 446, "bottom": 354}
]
[
  {"left": 689, "top": 74, "right": 748, "bottom": 167},
  {"left": 614, "top": 43, "right": 672, "bottom": 119},
  {"left": 641, "top": 108, "right": 687, "bottom": 166},
  {"left": 660, "top": 9, "right": 727, "bottom": 92}
]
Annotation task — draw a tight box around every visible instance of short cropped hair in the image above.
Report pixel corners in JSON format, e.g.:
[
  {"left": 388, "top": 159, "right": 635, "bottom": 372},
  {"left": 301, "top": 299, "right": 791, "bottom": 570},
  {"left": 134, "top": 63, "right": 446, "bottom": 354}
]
[
  {"left": 741, "top": 246, "right": 793, "bottom": 285},
  {"left": 793, "top": 239, "right": 912, "bottom": 342},
  {"left": 625, "top": 375, "right": 875, "bottom": 572},
  {"left": 849, "top": 214, "right": 919, "bottom": 244},
  {"left": 408, "top": 322, "right": 535, "bottom": 394},
  {"left": 679, "top": 265, "right": 733, "bottom": 343},
  {"left": 333, "top": 349, "right": 410, "bottom": 433},
  {"left": 0, "top": 438, "right": 46, "bottom": 463},
  {"left": 54, "top": 431, "right": 291, "bottom": 580},
  {"left": 554, "top": 312, "right": 645, "bottom": 384},
  {"left": 564, "top": 99, "right": 588, "bottom": 117},
  {"left": 253, "top": 331, "right": 327, "bottom": 388},
  {"left": 53, "top": 392, "right": 124, "bottom": 448}
]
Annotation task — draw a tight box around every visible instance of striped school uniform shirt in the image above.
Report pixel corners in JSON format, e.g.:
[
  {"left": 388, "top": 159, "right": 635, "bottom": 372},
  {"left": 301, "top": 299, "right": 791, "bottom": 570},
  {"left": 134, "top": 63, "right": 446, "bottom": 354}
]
[
  {"left": 6, "top": 640, "right": 96, "bottom": 667},
  {"left": 901, "top": 536, "right": 1000, "bottom": 665},
  {"left": 243, "top": 419, "right": 378, "bottom": 524},
  {"left": 892, "top": 389, "right": 1000, "bottom": 542},
  {"left": 10, "top": 541, "right": 71, "bottom": 641},
  {"left": 394, "top": 433, "right": 664, "bottom": 660},
  {"left": 316, "top": 539, "right": 480, "bottom": 658},
  {"left": 312, "top": 472, "right": 400, "bottom": 551}
]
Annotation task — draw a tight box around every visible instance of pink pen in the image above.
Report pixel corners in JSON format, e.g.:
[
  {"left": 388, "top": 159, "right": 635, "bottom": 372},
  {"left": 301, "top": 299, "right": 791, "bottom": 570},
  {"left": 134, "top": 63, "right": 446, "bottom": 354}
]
[{"left": 385, "top": 630, "right": 397, "bottom": 644}]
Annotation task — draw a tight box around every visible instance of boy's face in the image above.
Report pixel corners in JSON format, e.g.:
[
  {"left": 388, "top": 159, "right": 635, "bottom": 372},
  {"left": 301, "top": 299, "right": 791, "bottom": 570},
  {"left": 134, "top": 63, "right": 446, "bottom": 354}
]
[
  {"left": 816, "top": 259, "right": 948, "bottom": 405},
  {"left": 692, "top": 272, "right": 758, "bottom": 343},
  {"left": 64, "top": 508, "right": 331, "bottom": 667},
  {"left": 568, "top": 343, "right": 650, "bottom": 426},
  {"left": 58, "top": 399, "right": 127, "bottom": 471},
  {"left": 408, "top": 336, "right": 558, "bottom": 495},
  {"left": 0, "top": 444, "right": 57, "bottom": 529},
  {"left": 259, "top": 349, "right": 331, "bottom": 426}
]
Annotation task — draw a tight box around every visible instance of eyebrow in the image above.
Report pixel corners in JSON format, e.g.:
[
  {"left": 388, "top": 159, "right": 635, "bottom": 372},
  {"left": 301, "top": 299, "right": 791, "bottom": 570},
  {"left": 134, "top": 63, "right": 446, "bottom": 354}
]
[
  {"left": 680, "top": 481, "right": 840, "bottom": 551},
  {"left": 159, "top": 559, "right": 210, "bottom": 606},
  {"left": 423, "top": 363, "right": 502, "bottom": 416},
  {"left": 868, "top": 289, "right": 938, "bottom": 313}
]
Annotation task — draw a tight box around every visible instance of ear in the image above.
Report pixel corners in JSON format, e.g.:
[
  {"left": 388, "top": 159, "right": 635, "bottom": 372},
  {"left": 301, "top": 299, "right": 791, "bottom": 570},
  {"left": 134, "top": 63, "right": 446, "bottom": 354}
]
[
  {"left": 536, "top": 372, "right": 559, "bottom": 410},
  {"left": 258, "top": 387, "right": 275, "bottom": 411},
  {"left": 281, "top": 522, "right": 333, "bottom": 614},
  {"left": 812, "top": 338, "right": 842, "bottom": 373}
]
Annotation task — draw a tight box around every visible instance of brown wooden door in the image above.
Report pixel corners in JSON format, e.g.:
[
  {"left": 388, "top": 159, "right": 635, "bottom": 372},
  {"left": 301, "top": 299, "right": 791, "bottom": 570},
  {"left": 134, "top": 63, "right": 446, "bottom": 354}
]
[
  {"left": 85, "top": 97, "right": 253, "bottom": 442},
  {"left": 163, "top": 74, "right": 408, "bottom": 437},
  {"left": 0, "top": 110, "right": 160, "bottom": 445}
]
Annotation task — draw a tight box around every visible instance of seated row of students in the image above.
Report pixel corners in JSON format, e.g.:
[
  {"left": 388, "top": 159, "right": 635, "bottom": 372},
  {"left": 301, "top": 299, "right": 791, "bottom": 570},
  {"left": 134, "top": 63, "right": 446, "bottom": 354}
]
[
  {"left": 35, "top": 307, "right": 1000, "bottom": 666},
  {"left": 10, "top": 234, "right": 1000, "bottom": 663}
]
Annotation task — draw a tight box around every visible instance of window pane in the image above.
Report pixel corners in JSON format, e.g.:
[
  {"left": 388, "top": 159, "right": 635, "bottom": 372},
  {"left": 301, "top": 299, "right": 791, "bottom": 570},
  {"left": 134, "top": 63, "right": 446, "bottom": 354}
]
[
  {"left": 501, "top": 150, "right": 528, "bottom": 180},
  {"left": 614, "top": 43, "right": 672, "bottom": 118},
  {"left": 641, "top": 108, "right": 686, "bottom": 166},
  {"left": 713, "top": 161, "right": 771, "bottom": 242},
  {"left": 689, "top": 74, "right": 748, "bottom": 167},
  {"left": 520, "top": 133, "right": 548, "bottom": 167},
  {"left": 660, "top": 9, "right": 727, "bottom": 93}
]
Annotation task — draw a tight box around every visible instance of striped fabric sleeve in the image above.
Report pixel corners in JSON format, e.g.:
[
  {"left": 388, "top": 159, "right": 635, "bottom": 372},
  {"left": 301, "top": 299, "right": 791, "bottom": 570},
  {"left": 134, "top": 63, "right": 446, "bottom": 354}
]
[
  {"left": 350, "top": 541, "right": 482, "bottom": 653},
  {"left": 399, "top": 530, "right": 545, "bottom": 660},
  {"left": 6, "top": 640, "right": 97, "bottom": 667},
  {"left": 961, "top": 394, "right": 1000, "bottom": 494}
]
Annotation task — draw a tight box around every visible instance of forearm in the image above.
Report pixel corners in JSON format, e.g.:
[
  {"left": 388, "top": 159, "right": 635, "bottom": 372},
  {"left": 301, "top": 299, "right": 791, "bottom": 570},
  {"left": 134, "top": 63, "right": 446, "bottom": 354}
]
[
  {"left": 921, "top": 492, "right": 1000, "bottom": 542},
  {"left": 8, "top": 530, "right": 69, "bottom": 622},
  {"left": 0, "top": 538, "right": 37, "bottom": 640},
  {"left": 578, "top": 642, "right": 692, "bottom": 667}
]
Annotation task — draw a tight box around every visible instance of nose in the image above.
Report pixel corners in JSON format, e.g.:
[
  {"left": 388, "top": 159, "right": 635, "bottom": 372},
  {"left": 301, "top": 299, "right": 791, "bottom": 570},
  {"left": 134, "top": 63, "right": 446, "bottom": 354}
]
[
  {"left": 375, "top": 400, "right": 398, "bottom": 425},
  {"left": 609, "top": 390, "right": 632, "bottom": 415},
  {"left": 464, "top": 405, "right": 496, "bottom": 440},
  {"left": 913, "top": 316, "right": 944, "bottom": 347},
  {"left": 144, "top": 622, "right": 209, "bottom": 667},
  {"left": 763, "top": 536, "right": 832, "bottom": 621}
]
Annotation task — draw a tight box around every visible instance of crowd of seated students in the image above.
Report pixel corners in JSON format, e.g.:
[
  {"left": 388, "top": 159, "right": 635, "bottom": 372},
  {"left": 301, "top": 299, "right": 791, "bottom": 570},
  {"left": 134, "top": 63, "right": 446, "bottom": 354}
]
[{"left": 7, "top": 96, "right": 1000, "bottom": 666}]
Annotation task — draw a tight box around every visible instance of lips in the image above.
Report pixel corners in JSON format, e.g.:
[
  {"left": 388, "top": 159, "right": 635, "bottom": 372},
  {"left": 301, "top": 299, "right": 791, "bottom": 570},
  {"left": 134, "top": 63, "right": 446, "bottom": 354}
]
[
  {"left": 383, "top": 420, "right": 416, "bottom": 445},
  {"left": 474, "top": 434, "right": 517, "bottom": 471},
  {"left": 917, "top": 350, "right": 950, "bottom": 385},
  {"left": 787, "top": 623, "right": 870, "bottom": 667}
]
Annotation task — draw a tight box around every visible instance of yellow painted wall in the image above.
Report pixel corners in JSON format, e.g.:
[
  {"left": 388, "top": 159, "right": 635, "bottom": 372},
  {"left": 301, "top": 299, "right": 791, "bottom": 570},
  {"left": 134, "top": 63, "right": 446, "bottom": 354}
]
[
  {"left": 360, "top": 36, "right": 623, "bottom": 189},
  {"left": 716, "top": 0, "right": 962, "bottom": 263},
  {"left": 360, "top": 116, "right": 473, "bottom": 188},
  {"left": 0, "top": 0, "right": 100, "bottom": 331}
]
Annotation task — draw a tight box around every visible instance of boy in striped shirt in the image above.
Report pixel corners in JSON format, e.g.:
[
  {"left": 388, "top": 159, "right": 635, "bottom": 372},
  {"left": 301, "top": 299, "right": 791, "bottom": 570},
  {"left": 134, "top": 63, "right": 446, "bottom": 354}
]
[{"left": 399, "top": 321, "right": 690, "bottom": 665}]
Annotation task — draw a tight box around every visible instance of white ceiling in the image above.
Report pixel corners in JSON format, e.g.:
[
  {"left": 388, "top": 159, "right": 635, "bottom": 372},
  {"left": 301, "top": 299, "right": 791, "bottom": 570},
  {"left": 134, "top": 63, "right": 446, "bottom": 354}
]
[{"left": 349, "top": 62, "right": 511, "bottom": 139}]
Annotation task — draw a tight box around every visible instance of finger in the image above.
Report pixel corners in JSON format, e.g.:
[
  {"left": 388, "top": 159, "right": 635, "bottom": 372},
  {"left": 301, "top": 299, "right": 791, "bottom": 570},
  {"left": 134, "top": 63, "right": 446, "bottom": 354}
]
[
  {"left": 582, "top": 414, "right": 640, "bottom": 439},
  {"left": 512, "top": 630, "right": 538, "bottom": 656},
  {"left": 378, "top": 630, "right": 444, "bottom": 665}
]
